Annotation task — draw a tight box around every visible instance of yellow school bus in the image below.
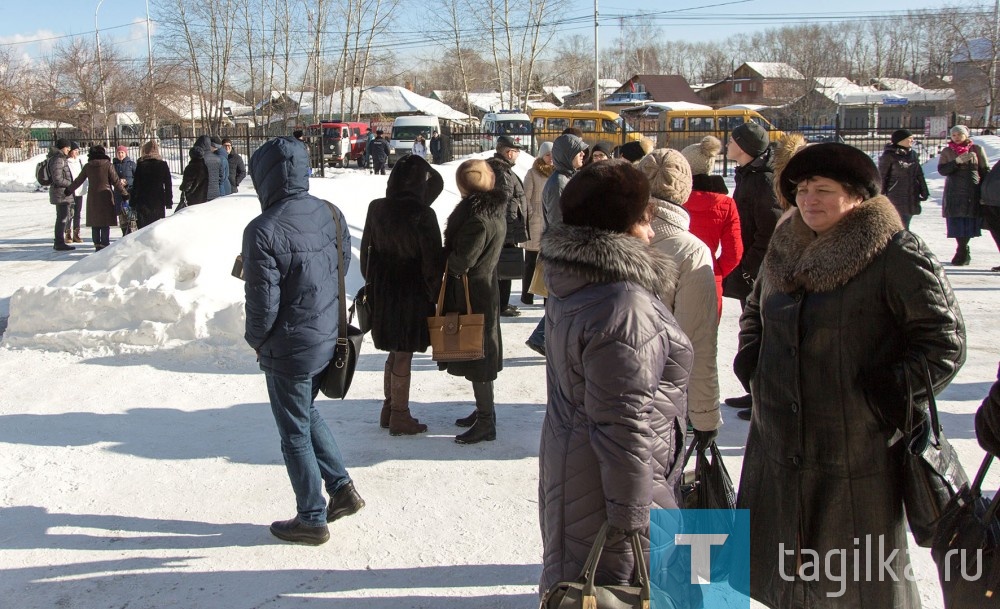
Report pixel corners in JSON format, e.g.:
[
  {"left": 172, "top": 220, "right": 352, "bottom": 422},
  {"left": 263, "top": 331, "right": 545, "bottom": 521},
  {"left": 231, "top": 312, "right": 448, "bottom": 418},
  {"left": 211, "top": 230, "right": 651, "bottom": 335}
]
[
  {"left": 529, "top": 109, "right": 645, "bottom": 153},
  {"left": 657, "top": 108, "right": 784, "bottom": 150}
]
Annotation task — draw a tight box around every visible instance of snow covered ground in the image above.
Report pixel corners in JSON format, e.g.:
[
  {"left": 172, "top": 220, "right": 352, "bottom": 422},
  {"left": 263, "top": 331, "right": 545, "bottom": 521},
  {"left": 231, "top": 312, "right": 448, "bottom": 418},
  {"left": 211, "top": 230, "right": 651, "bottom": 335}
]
[{"left": 0, "top": 142, "right": 999, "bottom": 609}]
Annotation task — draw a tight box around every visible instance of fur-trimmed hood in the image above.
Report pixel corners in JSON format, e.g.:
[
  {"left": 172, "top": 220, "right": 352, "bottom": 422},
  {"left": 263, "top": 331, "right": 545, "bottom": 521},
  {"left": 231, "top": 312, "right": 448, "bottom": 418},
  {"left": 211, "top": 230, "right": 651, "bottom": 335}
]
[
  {"left": 442, "top": 188, "right": 507, "bottom": 252},
  {"left": 540, "top": 224, "right": 678, "bottom": 297},
  {"left": 763, "top": 195, "right": 904, "bottom": 293},
  {"left": 532, "top": 156, "right": 555, "bottom": 178}
]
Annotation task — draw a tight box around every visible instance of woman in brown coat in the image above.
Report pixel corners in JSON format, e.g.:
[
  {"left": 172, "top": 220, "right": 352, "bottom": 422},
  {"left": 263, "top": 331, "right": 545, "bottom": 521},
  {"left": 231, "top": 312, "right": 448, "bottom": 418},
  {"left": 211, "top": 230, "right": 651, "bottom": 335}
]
[{"left": 68, "top": 145, "right": 128, "bottom": 250}]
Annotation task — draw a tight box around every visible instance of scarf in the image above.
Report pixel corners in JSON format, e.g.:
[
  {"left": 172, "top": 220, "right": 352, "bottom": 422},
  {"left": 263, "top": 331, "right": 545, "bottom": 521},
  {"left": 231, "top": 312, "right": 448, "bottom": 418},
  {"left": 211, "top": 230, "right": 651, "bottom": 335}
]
[{"left": 948, "top": 139, "right": 973, "bottom": 156}]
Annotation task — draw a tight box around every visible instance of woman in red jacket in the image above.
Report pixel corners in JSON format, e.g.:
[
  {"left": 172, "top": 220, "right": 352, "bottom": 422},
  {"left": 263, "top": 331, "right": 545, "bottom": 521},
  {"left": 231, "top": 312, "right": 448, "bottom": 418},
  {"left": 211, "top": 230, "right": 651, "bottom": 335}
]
[{"left": 680, "top": 136, "right": 742, "bottom": 316}]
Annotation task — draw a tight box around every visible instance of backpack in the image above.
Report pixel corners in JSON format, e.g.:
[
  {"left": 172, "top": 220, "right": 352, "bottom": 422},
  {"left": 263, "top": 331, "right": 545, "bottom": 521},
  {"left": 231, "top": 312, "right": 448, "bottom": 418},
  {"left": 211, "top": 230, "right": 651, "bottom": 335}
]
[
  {"left": 35, "top": 158, "right": 52, "bottom": 186},
  {"left": 982, "top": 159, "right": 1000, "bottom": 207}
]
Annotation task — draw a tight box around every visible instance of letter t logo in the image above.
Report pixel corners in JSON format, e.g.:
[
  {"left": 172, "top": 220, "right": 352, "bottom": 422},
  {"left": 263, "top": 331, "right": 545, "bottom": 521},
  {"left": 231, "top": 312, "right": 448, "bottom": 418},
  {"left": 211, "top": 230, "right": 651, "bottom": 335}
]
[{"left": 676, "top": 534, "right": 729, "bottom": 584}]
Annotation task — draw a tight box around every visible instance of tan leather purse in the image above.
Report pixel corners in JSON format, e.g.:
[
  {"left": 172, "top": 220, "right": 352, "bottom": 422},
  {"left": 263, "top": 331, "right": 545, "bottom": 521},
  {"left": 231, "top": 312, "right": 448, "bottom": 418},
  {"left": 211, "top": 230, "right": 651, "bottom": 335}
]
[{"left": 427, "top": 264, "right": 485, "bottom": 362}]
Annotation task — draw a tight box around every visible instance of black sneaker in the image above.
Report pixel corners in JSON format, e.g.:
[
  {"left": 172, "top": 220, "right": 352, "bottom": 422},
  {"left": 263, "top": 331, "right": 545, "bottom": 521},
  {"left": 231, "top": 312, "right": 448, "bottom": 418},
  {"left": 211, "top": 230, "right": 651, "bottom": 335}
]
[
  {"left": 327, "top": 481, "right": 365, "bottom": 523},
  {"left": 525, "top": 340, "right": 546, "bottom": 357},
  {"left": 500, "top": 305, "right": 521, "bottom": 317},
  {"left": 269, "top": 517, "right": 330, "bottom": 545},
  {"left": 724, "top": 394, "right": 752, "bottom": 408},
  {"left": 53, "top": 243, "right": 75, "bottom": 251}
]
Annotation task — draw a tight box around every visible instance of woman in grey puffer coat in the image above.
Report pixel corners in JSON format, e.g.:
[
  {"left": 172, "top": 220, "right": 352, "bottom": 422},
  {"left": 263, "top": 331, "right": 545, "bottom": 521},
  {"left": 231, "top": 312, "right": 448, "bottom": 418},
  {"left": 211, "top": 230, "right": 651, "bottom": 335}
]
[{"left": 538, "top": 159, "right": 693, "bottom": 595}]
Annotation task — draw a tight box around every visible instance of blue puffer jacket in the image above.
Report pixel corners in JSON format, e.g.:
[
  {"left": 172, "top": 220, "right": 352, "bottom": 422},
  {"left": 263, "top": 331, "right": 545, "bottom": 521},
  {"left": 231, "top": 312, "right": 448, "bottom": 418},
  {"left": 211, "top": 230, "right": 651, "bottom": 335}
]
[{"left": 242, "top": 136, "right": 351, "bottom": 377}]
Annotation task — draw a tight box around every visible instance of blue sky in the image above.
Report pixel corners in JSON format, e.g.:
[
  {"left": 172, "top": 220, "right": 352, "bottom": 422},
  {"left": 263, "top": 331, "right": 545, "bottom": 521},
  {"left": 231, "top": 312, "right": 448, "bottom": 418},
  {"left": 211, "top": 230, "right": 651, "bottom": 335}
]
[{"left": 0, "top": 0, "right": 955, "bottom": 59}]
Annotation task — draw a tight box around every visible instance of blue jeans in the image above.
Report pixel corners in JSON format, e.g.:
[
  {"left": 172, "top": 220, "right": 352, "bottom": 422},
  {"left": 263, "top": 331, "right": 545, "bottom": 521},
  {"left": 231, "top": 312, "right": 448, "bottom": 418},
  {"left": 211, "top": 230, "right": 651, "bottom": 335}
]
[
  {"left": 528, "top": 315, "right": 545, "bottom": 347},
  {"left": 264, "top": 369, "right": 351, "bottom": 526}
]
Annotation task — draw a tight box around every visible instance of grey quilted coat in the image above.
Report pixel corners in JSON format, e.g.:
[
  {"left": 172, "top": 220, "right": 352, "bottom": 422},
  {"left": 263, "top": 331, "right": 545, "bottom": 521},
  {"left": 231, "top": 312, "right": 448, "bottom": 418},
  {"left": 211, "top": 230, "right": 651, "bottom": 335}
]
[{"left": 537, "top": 224, "right": 693, "bottom": 594}]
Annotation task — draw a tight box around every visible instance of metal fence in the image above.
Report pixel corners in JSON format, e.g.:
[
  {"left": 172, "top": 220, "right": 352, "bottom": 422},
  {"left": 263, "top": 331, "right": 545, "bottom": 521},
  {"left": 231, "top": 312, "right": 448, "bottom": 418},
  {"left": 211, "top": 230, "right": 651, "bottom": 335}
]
[{"left": 14, "top": 119, "right": 956, "bottom": 177}]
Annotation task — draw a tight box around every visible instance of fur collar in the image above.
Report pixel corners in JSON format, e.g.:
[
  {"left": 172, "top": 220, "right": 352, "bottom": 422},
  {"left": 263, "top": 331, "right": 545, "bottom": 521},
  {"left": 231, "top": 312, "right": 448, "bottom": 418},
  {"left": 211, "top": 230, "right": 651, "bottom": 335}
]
[
  {"left": 650, "top": 197, "right": 690, "bottom": 242},
  {"left": 443, "top": 188, "right": 507, "bottom": 250},
  {"left": 540, "top": 224, "right": 677, "bottom": 296},
  {"left": 532, "top": 157, "right": 554, "bottom": 178},
  {"left": 763, "top": 195, "right": 904, "bottom": 293}
]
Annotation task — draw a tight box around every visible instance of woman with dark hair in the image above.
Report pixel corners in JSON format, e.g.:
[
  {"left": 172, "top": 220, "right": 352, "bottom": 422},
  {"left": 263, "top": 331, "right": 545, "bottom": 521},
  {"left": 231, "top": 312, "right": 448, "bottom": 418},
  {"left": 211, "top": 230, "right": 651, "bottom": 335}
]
[
  {"left": 441, "top": 159, "right": 506, "bottom": 444},
  {"left": 537, "top": 159, "right": 693, "bottom": 595},
  {"left": 938, "top": 124, "right": 988, "bottom": 265},
  {"left": 67, "top": 145, "right": 129, "bottom": 250},
  {"left": 361, "top": 155, "right": 444, "bottom": 435},
  {"left": 735, "top": 142, "right": 966, "bottom": 607},
  {"left": 130, "top": 140, "right": 173, "bottom": 229},
  {"left": 879, "top": 129, "right": 928, "bottom": 230}
]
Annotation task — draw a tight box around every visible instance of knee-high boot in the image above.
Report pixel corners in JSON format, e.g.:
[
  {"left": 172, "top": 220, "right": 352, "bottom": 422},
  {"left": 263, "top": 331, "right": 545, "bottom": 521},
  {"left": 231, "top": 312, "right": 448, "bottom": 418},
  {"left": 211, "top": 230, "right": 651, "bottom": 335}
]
[
  {"left": 951, "top": 238, "right": 971, "bottom": 266},
  {"left": 455, "top": 381, "right": 496, "bottom": 444},
  {"left": 389, "top": 372, "right": 428, "bottom": 436},
  {"left": 380, "top": 355, "right": 394, "bottom": 429}
]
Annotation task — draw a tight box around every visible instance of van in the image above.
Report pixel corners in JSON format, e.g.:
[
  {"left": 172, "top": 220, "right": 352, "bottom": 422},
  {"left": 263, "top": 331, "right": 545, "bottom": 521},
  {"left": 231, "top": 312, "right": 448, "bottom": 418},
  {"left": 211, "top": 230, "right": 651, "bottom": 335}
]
[
  {"left": 479, "top": 111, "right": 532, "bottom": 151},
  {"left": 529, "top": 109, "right": 644, "bottom": 154},
  {"left": 389, "top": 115, "right": 441, "bottom": 166},
  {"left": 657, "top": 109, "right": 784, "bottom": 150},
  {"left": 306, "top": 121, "right": 369, "bottom": 168}
]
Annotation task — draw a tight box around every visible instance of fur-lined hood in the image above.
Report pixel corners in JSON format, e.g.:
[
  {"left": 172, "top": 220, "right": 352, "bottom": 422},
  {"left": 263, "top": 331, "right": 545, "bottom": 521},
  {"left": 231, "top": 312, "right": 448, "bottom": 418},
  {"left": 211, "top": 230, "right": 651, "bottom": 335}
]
[
  {"left": 772, "top": 133, "right": 807, "bottom": 209},
  {"left": 540, "top": 224, "right": 678, "bottom": 297},
  {"left": 532, "top": 156, "right": 555, "bottom": 178},
  {"left": 763, "top": 195, "right": 904, "bottom": 293}
]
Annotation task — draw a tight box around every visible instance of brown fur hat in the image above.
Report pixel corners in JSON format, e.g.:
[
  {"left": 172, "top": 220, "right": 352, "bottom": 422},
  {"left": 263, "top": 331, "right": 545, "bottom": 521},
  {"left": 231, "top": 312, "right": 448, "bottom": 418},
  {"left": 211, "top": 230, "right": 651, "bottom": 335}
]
[
  {"left": 455, "top": 159, "right": 495, "bottom": 197},
  {"left": 561, "top": 159, "right": 651, "bottom": 233}
]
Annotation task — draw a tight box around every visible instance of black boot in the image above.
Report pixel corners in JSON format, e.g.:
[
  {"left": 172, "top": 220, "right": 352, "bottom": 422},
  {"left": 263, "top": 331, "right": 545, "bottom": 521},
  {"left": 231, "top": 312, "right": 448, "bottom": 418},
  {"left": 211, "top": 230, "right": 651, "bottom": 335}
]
[
  {"left": 951, "top": 239, "right": 971, "bottom": 266},
  {"left": 455, "top": 410, "right": 478, "bottom": 427},
  {"left": 455, "top": 381, "right": 496, "bottom": 444}
]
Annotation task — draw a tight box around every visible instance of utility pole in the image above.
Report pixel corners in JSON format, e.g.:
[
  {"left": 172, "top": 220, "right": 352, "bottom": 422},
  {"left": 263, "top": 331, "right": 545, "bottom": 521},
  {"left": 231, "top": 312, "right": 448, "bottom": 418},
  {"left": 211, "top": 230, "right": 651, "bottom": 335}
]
[
  {"left": 988, "top": 0, "right": 1000, "bottom": 128},
  {"left": 146, "top": 0, "right": 157, "bottom": 140},
  {"left": 594, "top": 0, "right": 599, "bottom": 110},
  {"left": 95, "top": 0, "right": 110, "bottom": 144}
]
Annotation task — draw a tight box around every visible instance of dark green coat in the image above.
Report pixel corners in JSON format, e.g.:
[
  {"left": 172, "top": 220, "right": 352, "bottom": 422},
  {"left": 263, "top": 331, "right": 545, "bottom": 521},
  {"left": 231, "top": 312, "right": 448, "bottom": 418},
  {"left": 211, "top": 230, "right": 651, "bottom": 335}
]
[{"left": 438, "top": 189, "right": 506, "bottom": 382}]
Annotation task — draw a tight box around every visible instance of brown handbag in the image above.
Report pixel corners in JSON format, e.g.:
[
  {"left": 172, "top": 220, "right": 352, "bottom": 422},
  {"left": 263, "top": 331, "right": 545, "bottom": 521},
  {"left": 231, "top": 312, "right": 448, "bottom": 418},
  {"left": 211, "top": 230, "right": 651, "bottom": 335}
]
[{"left": 427, "top": 264, "right": 485, "bottom": 362}]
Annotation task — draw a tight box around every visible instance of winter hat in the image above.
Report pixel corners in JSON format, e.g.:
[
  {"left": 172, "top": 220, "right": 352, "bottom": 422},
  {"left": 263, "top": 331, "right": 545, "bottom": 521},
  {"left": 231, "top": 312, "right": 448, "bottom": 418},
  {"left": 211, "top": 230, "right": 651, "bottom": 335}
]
[
  {"left": 680, "top": 136, "right": 722, "bottom": 176},
  {"left": 588, "top": 142, "right": 612, "bottom": 160},
  {"left": 55, "top": 138, "right": 71, "bottom": 150},
  {"left": 292, "top": 130, "right": 304, "bottom": 139},
  {"left": 890, "top": 129, "right": 913, "bottom": 145},
  {"left": 951, "top": 125, "right": 970, "bottom": 138},
  {"left": 495, "top": 135, "right": 523, "bottom": 151},
  {"left": 618, "top": 137, "right": 654, "bottom": 163},
  {"left": 69, "top": 141, "right": 80, "bottom": 151},
  {"left": 637, "top": 149, "right": 693, "bottom": 205},
  {"left": 140, "top": 140, "right": 160, "bottom": 157},
  {"left": 561, "top": 159, "right": 651, "bottom": 234},
  {"left": 387, "top": 154, "right": 443, "bottom": 205},
  {"left": 116, "top": 145, "right": 128, "bottom": 153},
  {"left": 732, "top": 122, "right": 769, "bottom": 157},
  {"left": 89, "top": 145, "right": 106, "bottom": 158},
  {"left": 537, "top": 141, "right": 553, "bottom": 157},
  {"left": 456, "top": 159, "right": 495, "bottom": 196},
  {"left": 779, "top": 142, "right": 881, "bottom": 207}
]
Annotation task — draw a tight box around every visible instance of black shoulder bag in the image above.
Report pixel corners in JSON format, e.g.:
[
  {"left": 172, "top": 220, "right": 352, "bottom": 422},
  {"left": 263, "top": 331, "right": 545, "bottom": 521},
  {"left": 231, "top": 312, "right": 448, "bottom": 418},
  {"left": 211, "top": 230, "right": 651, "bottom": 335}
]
[
  {"left": 320, "top": 203, "right": 364, "bottom": 399},
  {"left": 350, "top": 245, "right": 373, "bottom": 334}
]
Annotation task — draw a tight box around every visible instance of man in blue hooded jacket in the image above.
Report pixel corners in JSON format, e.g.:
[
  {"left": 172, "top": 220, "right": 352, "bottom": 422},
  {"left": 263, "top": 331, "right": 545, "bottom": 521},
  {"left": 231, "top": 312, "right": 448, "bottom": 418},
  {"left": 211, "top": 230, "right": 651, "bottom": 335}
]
[{"left": 242, "top": 136, "right": 365, "bottom": 545}]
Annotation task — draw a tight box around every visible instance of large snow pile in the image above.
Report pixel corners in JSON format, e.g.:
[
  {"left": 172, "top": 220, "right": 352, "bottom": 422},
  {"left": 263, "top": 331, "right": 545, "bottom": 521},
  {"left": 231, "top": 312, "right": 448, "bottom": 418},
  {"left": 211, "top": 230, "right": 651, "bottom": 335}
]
[
  {"left": 2, "top": 149, "right": 531, "bottom": 356},
  {"left": 0, "top": 153, "right": 50, "bottom": 192}
]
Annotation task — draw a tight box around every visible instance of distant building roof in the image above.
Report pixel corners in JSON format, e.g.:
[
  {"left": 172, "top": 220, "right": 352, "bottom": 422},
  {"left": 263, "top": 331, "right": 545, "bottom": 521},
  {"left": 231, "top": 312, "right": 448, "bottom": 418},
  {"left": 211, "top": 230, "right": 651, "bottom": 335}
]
[
  {"left": 307, "top": 86, "right": 471, "bottom": 122},
  {"left": 543, "top": 86, "right": 573, "bottom": 104},
  {"left": 611, "top": 75, "right": 703, "bottom": 105},
  {"left": 743, "top": 62, "right": 805, "bottom": 80},
  {"left": 872, "top": 78, "right": 923, "bottom": 93}
]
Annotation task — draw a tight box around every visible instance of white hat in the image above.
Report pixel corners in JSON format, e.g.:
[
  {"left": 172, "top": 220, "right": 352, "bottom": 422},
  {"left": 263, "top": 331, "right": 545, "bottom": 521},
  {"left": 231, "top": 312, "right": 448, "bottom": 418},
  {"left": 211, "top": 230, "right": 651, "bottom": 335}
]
[{"left": 537, "top": 141, "right": 553, "bottom": 157}]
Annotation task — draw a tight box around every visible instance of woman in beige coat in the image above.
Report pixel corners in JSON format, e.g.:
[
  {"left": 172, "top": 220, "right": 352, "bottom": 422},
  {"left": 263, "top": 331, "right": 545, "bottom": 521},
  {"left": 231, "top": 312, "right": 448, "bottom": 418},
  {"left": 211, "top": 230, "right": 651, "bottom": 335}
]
[
  {"left": 638, "top": 149, "right": 722, "bottom": 437},
  {"left": 520, "top": 141, "right": 553, "bottom": 305}
]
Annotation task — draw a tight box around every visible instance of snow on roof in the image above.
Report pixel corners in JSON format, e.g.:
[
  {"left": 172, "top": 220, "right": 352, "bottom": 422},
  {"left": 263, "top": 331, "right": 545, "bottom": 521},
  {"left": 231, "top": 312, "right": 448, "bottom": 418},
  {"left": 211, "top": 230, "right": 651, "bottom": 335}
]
[
  {"left": 744, "top": 62, "right": 804, "bottom": 80},
  {"left": 813, "top": 77, "right": 877, "bottom": 100},
  {"left": 834, "top": 89, "right": 955, "bottom": 105},
  {"left": 543, "top": 86, "right": 573, "bottom": 103},
  {"left": 314, "top": 86, "right": 470, "bottom": 121},
  {"left": 872, "top": 78, "right": 923, "bottom": 93},
  {"left": 645, "top": 101, "right": 713, "bottom": 111},
  {"left": 159, "top": 95, "right": 246, "bottom": 122}
]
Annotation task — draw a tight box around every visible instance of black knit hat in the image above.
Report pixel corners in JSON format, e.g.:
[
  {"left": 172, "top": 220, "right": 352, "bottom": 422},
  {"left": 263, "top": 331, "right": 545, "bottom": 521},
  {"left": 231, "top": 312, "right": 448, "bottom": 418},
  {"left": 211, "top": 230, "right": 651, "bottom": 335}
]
[
  {"left": 891, "top": 129, "right": 913, "bottom": 145},
  {"left": 55, "top": 138, "right": 71, "bottom": 150},
  {"left": 779, "top": 143, "right": 881, "bottom": 207},
  {"left": 731, "top": 122, "right": 769, "bottom": 157},
  {"left": 619, "top": 141, "right": 646, "bottom": 162},
  {"left": 561, "top": 159, "right": 650, "bottom": 233}
]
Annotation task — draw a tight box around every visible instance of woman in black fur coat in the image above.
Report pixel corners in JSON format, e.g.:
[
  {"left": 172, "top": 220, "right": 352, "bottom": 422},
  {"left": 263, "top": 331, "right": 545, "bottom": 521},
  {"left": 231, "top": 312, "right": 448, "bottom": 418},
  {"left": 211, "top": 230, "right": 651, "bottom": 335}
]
[
  {"left": 360, "top": 155, "right": 445, "bottom": 436},
  {"left": 441, "top": 159, "right": 507, "bottom": 444}
]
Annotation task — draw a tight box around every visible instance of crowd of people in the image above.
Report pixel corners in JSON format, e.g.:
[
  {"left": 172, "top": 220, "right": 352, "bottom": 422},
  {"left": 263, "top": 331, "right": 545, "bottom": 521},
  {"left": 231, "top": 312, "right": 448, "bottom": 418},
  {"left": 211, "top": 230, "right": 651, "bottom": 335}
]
[{"left": 39, "top": 121, "right": 1000, "bottom": 607}]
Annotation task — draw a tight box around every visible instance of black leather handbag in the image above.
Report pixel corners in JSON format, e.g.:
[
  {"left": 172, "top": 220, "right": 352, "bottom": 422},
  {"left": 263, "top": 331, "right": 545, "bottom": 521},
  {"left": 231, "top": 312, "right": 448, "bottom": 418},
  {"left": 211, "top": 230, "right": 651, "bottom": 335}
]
[
  {"left": 539, "top": 521, "right": 651, "bottom": 609},
  {"left": 930, "top": 455, "right": 1000, "bottom": 607},
  {"left": 679, "top": 439, "right": 737, "bottom": 582},
  {"left": 320, "top": 203, "right": 363, "bottom": 400},
  {"left": 902, "top": 354, "right": 969, "bottom": 547},
  {"left": 496, "top": 245, "right": 524, "bottom": 281},
  {"left": 350, "top": 246, "right": 373, "bottom": 334}
]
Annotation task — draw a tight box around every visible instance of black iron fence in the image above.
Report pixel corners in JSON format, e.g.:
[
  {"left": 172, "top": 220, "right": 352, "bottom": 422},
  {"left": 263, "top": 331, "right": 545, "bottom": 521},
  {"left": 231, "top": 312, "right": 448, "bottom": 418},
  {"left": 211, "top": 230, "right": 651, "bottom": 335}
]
[{"left": 15, "top": 119, "right": 956, "bottom": 177}]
